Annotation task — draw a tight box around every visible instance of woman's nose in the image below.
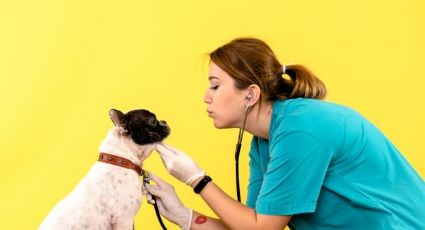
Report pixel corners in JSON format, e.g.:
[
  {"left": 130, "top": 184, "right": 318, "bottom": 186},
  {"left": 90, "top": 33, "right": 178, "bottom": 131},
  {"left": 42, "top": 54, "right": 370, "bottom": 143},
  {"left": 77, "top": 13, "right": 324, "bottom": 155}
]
[{"left": 203, "top": 90, "right": 212, "bottom": 104}]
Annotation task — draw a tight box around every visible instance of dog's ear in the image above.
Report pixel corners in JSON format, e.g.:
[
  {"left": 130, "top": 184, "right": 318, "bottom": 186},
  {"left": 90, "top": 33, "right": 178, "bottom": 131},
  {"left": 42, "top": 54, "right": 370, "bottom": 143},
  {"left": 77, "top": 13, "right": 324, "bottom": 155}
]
[{"left": 109, "top": 109, "right": 129, "bottom": 135}]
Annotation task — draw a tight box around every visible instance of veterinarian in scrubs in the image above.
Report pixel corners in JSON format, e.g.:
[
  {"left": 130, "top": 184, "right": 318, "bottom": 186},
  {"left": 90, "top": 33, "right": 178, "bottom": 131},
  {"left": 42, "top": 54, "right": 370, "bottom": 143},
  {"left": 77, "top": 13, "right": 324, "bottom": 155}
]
[{"left": 145, "top": 38, "right": 425, "bottom": 230}]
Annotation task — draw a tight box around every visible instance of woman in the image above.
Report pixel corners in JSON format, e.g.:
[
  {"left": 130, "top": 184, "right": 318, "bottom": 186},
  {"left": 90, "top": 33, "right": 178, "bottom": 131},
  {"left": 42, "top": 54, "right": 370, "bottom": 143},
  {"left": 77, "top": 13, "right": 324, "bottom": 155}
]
[{"left": 145, "top": 38, "right": 425, "bottom": 229}]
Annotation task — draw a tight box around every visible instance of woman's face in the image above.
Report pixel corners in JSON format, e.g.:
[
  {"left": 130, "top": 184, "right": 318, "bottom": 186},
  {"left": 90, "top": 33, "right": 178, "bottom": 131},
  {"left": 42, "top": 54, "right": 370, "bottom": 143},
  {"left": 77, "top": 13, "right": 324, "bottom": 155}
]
[{"left": 204, "top": 62, "right": 248, "bottom": 128}]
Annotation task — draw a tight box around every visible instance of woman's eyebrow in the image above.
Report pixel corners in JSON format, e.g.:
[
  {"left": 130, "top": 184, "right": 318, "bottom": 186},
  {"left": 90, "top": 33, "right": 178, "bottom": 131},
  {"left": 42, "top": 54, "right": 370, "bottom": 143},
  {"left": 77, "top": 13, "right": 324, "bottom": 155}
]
[{"left": 208, "top": 76, "right": 219, "bottom": 81}]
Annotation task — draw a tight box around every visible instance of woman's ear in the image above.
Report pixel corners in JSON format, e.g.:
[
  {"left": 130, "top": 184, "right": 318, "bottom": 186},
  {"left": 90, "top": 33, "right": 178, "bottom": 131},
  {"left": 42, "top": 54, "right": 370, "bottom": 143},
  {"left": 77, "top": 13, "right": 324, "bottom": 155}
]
[{"left": 246, "top": 84, "right": 261, "bottom": 107}]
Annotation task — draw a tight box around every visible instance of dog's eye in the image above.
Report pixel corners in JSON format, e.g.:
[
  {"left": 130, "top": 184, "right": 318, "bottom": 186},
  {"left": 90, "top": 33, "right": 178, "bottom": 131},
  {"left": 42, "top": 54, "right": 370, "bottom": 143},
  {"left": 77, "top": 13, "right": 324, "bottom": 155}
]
[{"left": 148, "top": 118, "right": 158, "bottom": 126}]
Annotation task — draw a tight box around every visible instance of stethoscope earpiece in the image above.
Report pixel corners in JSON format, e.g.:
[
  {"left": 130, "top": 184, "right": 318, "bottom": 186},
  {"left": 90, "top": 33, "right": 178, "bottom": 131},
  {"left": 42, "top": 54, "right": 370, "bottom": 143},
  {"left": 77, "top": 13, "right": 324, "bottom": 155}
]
[{"left": 245, "top": 94, "right": 252, "bottom": 109}]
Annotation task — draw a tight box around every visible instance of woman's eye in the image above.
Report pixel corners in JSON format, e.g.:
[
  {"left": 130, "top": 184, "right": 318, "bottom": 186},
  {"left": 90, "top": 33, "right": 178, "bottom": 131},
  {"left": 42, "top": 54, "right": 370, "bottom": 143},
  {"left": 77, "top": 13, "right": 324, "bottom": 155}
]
[{"left": 209, "top": 85, "right": 219, "bottom": 90}]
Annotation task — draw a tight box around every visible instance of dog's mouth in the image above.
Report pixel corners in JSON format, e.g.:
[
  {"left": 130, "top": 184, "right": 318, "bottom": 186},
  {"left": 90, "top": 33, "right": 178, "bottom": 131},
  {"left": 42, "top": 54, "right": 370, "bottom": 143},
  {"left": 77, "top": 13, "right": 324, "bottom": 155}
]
[{"left": 151, "top": 120, "right": 170, "bottom": 142}]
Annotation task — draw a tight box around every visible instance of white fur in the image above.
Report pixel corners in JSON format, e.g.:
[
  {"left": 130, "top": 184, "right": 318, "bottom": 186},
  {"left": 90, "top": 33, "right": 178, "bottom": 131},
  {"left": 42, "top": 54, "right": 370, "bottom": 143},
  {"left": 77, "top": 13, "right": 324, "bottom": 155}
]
[{"left": 39, "top": 127, "right": 156, "bottom": 230}]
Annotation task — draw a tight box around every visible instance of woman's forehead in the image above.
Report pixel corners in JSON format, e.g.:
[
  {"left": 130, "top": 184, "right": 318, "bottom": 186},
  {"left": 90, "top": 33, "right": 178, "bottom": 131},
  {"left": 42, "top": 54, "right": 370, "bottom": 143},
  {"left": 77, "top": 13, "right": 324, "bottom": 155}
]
[{"left": 208, "top": 63, "right": 231, "bottom": 81}]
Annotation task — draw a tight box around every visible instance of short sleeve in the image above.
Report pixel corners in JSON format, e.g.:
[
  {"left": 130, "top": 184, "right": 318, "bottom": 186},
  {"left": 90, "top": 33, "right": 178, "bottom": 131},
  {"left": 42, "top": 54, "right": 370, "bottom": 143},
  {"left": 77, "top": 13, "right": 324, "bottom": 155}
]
[
  {"left": 255, "top": 131, "right": 334, "bottom": 215},
  {"left": 246, "top": 138, "right": 263, "bottom": 209}
]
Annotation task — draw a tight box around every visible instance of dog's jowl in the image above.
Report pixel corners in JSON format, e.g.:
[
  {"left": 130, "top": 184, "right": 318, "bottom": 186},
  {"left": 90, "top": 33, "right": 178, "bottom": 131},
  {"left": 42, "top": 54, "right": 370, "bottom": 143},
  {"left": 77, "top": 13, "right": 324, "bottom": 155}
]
[{"left": 39, "top": 109, "right": 170, "bottom": 230}]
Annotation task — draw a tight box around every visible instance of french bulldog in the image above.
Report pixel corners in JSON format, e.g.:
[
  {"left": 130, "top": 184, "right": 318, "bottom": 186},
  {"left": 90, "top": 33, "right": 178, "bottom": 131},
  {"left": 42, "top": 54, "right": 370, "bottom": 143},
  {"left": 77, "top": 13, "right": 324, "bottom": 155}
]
[{"left": 39, "top": 108, "right": 170, "bottom": 230}]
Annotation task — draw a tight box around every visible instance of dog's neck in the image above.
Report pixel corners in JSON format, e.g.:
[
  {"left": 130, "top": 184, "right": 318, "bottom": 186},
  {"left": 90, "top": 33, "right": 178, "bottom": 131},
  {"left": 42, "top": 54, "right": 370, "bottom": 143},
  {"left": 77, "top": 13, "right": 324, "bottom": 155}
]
[{"left": 98, "top": 127, "right": 156, "bottom": 166}]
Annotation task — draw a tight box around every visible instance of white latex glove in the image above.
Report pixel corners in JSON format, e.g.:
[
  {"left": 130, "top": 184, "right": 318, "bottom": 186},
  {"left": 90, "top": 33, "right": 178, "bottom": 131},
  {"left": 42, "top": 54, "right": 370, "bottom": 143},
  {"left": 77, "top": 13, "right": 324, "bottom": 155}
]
[
  {"left": 156, "top": 143, "right": 205, "bottom": 186},
  {"left": 143, "top": 172, "right": 193, "bottom": 230}
]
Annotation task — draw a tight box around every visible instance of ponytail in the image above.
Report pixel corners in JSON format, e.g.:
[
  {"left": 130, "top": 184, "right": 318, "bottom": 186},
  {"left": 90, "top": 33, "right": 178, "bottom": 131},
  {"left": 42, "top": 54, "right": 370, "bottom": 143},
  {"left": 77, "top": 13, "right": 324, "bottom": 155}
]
[{"left": 283, "top": 64, "right": 327, "bottom": 100}]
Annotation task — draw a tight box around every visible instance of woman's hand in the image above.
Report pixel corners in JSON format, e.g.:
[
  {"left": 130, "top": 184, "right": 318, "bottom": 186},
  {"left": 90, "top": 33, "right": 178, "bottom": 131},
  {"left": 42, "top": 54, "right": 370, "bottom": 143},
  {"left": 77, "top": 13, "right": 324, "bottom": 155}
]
[
  {"left": 156, "top": 144, "right": 205, "bottom": 186},
  {"left": 143, "top": 172, "right": 193, "bottom": 230}
]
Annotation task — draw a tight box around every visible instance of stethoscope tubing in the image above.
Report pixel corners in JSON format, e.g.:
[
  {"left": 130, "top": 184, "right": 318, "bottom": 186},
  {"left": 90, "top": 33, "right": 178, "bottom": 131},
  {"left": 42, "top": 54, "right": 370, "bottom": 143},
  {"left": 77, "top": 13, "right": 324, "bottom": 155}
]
[{"left": 235, "top": 104, "right": 250, "bottom": 202}]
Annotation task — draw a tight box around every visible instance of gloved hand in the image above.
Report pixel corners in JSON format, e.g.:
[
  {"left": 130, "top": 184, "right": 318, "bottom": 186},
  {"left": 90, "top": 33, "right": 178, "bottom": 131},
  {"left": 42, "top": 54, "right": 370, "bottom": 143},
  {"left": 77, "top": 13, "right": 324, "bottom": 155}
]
[
  {"left": 143, "top": 172, "right": 193, "bottom": 230},
  {"left": 156, "top": 144, "right": 205, "bottom": 186}
]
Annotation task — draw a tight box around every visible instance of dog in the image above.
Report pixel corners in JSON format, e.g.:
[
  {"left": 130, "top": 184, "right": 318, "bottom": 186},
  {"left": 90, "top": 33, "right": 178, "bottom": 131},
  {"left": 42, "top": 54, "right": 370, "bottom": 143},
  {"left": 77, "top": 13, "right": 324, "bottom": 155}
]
[{"left": 39, "top": 108, "right": 170, "bottom": 230}]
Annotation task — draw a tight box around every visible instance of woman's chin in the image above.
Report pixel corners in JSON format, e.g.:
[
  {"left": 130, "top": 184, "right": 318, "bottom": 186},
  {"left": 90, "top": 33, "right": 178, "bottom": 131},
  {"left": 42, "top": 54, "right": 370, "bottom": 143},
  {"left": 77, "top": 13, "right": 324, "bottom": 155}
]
[
  {"left": 213, "top": 120, "right": 234, "bottom": 129},
  {"left": 213, "top": 122, "right": 224, "bottom": 129}
]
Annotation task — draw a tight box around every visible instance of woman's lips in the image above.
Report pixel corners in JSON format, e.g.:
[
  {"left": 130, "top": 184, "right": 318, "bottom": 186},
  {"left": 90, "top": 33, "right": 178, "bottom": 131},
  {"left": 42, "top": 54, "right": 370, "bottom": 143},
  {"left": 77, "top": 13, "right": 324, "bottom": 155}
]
[{"left": 207, "top": 110, "right": 213, "bottom": 117}]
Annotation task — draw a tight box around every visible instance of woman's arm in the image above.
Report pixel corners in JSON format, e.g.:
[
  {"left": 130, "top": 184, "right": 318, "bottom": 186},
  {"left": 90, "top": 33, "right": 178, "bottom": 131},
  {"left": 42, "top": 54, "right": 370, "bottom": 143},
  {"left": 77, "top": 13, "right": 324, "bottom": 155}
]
[
  {"left": 192, "top": 177, "right": 291, "bottom": 230},
  {"left": 155, "top": 144, "right": 291, "bottom": 229},
  {"left": 190, "top": 211, "right": 229, "bottom": 230},
  {"left": 145, "top": 172, "right": 230, "bottom": 230}
]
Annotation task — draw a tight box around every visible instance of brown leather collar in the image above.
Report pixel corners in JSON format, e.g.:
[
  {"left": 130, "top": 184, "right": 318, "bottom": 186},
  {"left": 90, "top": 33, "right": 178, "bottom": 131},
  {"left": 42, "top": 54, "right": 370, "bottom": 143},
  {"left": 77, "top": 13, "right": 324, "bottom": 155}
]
[{"left": 98, "top": 152, "right": 143, "bottom": 176}]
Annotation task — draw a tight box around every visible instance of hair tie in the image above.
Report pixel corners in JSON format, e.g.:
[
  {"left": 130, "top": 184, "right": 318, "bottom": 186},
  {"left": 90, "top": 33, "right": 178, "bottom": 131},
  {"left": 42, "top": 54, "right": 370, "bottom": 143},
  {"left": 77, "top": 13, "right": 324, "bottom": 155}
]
[{"left": 282, "top": 65, "right": 286, "bottom": 74}]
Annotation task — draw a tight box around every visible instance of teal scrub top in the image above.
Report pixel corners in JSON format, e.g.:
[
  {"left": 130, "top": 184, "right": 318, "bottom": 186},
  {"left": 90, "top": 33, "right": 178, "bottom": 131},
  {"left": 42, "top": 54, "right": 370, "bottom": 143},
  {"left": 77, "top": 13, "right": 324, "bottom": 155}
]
[{"left": 246, "top": 98, "right": 425, "bottom": 229}]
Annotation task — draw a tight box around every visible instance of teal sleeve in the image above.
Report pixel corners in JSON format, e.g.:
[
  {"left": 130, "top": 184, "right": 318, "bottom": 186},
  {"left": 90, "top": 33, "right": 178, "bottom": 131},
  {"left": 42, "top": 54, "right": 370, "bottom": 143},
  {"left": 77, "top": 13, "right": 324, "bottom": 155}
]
[
  {"left": 256, "top": 131, "right": 334, "bottom": 215},
  {"left": 246, "top": 138, "right": 262, "bottom": 209}
]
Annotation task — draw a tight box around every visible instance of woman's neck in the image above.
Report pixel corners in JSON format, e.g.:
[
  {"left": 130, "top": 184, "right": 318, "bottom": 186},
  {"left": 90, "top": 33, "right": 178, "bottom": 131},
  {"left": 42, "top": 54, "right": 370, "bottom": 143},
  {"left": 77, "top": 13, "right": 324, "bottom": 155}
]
[{"left": 244, "top": 101, "right": 273, "bottom": 140}]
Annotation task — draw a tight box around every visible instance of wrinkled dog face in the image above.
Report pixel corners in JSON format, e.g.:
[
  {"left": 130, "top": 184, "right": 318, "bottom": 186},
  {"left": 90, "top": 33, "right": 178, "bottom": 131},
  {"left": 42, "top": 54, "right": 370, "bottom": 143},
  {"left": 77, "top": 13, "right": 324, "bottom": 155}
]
[{"left": 109, "top": 108, "right": 170, "bottom": 145}]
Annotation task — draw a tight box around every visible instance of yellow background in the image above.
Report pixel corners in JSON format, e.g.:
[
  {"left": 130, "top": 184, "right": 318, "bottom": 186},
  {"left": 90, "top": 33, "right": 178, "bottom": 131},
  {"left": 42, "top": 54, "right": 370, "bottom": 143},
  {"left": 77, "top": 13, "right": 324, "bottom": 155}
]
[{"left": 1, "top": 0, "right": 424, "bottom": 229}]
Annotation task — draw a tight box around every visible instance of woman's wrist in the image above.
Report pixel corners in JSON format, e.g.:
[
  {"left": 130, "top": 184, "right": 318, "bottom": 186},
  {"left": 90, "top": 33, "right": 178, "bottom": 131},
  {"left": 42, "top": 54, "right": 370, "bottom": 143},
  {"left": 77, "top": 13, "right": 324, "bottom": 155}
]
[
  {"left": 190, "top": 176, "right": 205, "bottom": 189},
  {"left": 193, "top": 175, "right": 212, "bottom": 194}
]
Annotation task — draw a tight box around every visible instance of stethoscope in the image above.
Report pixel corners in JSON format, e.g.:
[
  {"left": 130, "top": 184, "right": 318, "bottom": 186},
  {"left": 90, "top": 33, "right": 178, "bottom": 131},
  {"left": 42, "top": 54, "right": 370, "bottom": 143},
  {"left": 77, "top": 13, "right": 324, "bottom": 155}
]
[
  {"left": 142, "top": 171, "right": 168, "bottom": 230},
  {"left": 235, "top": 94, "right": 252, "bottom": 202},
  {"left": 144, "top": 94, "right": 252, "bottom": 229}
]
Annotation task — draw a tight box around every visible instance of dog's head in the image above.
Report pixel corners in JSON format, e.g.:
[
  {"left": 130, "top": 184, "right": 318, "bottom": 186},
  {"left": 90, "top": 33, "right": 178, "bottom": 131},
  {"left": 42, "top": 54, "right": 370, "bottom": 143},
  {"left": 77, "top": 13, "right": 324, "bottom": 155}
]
[{"left": 109, "top": 108, "right": 170, "bottom": 145}]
